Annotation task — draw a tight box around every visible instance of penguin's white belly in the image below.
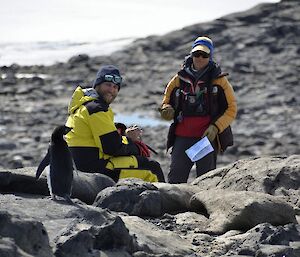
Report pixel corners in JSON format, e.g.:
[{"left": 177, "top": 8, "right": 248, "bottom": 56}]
[{"left": 45, "top": 166, "right": 53, "bottom": 196}]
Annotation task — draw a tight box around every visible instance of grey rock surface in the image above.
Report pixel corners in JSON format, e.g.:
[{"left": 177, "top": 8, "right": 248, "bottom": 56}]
[
  {"left": 0, "top": 237, "right": 35, "bottom": 257},
  {"left": 0, "top": 167, "right": 115, "bottom": 204},
  {"left": 0, "top": 210, "right": 53, "bottom": 257},
  {"left": 191, "top": 155, "right": 300, "bottom": 208},
  {"left": 153, "top": 183, "right": 201, "bottom": 213},
  {"left": 0, "top": 0, "right": 299, "bottom": 177},
  {"left": 0, "top": 0, "right": 300, "bottom": 256},
  {"left": 94, "top": 179, "right": 162, "bottom": 217},
  {"left": 121, "top": 215, "right": 195, "bottom": 256},
  {"left": 0, "top": 194, "right": 137, "bottom": 257},
  {"left": 190, "top": 189, "right": 297, "bottom": 234},
  {"left": 214, "top": 223, "right": 300, "bottom": 256},
  {"left": 0, "top": 155, "right": 299, "bottom": 256}
]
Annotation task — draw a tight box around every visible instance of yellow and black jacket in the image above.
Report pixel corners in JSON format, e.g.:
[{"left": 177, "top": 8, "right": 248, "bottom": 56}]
[
  {"left": 66, "top": 86, "right": 159, "bottom": 182},
  {"left": 162, "top": 59, "right": 237, "bottom": 152}
]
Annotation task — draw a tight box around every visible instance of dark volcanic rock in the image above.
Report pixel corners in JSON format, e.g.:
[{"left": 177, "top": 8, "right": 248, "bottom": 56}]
[
  {"left": 94, "top": 179, "right": 162, "bottom": 217},
  {"left": 190, "top": 189, "right": 297, "bottom": 233},
  {"left": 191, "top": 155, "right": 300, "bottom": 208},
  {"left": 0, "top": 210, "right": 52, "bottom": 257},
  {"left": 0, "top": 155, "right": 299, "bottom": 257},
  {"left": 0, "top": 237, "right": 36, "bottom": 257},
  {"left": 0, "top": 195, "right": 138, "bottom": 257},
  {"left": 0, "top": 0, "right": 299, "bottom": 176},
  {"left": 219, "top": 223, "right": 300, "bottom": 257},
  {"left": 0, "top": 167, "right": 115, "bottom": 204},
  {"left": 0, "top": 2, "right": 300, "bottom": 255}
]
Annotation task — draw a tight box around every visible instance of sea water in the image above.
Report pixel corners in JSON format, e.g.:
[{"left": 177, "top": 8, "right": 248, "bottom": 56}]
[
  {"left": 0, "top": 0, "right": 279, "bottom": 127},
  {"left": 115, "top": 113, "right": 170, "bottom": 127},
  {"left": 0, "top": 0, "right": 279, "bottom": 66}
]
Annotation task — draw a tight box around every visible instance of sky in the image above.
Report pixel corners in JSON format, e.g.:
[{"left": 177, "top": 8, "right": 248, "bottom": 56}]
[{"left": 0, "top": 0, "right": 280, "bottom": 43}]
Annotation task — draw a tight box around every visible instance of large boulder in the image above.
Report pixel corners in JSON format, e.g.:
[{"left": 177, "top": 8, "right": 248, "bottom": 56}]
[
  {"left": 94, "top": 179, "right": 205, "bottom": 217},
  {"left": 193, "top": 222, "right": 300, "bottom": 256},
  {"left": 0, "top": 167, "right": 115, "bottom": 204},
  {"left": 0, "top": 211, "right": 53, "bottom": 257},
  {"left": 0, "top": 194, "right": 137, "bottom": 257},
  {"left": 1, "top": 153, "right": 300, "bottom": 257},
  {"left": 0, "top": 237, "right": 35, "bottom": 257},
  {"left": 121, "top": 215, "right": 195, "bottom": 256},
  {"left": 190, "top": 189, "right": 297, "bottom": 234},
  {"left": 72, "top": 171, "right": 115, "bottom": 204},
  {"left": 192, "top": 155, "right": 300, "bottom": 208},
  {"left": 154, "top": 183, "right": 200, "bottom": 214},
  {"left": 94, "top": 179, "right": 162, "bottom": 217},
  {"left": 53, "top": 214, "right": 136, "bottom": 257}
]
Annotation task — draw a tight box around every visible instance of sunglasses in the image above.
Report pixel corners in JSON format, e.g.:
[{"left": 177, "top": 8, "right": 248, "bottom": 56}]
[
  {"left": 192, "top": 51, "right": 210, "bottom": 59},
  {"left": 104, "top": 74, "right": 122, "bottom": 85}
]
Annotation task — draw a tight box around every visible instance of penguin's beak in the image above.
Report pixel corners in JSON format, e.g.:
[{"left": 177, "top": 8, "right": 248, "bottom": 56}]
[{"left": 64, "top": 126, "right": 73, "bottom": 135}]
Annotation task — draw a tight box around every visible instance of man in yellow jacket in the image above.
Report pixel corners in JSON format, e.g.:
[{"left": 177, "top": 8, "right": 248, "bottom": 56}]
[
  {"left": 160, "top": 36, "right": 237, "bottom": 183},
  {"left": 66, "top": 65, "right": 165, "bottom": 182}
]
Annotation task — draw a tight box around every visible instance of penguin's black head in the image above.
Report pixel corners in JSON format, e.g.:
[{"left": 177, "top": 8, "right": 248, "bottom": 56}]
[{"left": 51, "top": 125, "right": 72, "bottom": 143}]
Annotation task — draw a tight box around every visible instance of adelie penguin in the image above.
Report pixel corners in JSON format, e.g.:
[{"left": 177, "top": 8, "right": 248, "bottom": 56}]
[{"left": 36, "top": 125, "right": 74, "bottom": 203}]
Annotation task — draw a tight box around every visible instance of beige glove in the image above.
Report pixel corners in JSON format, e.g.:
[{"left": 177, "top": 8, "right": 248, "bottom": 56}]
[
  {"left": 125, "top": 125, "right": 143, "bottom": 141},
  {"left": 202, "top": 124, "right": 219, "bottom": 142},
  {"left": 160, "top": 104, "right": 175, "bottom": 121}
]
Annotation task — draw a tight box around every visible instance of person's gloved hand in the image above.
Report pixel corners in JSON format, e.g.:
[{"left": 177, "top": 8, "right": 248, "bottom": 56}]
[
  {"left": 126, "top": 125, "right": 142, "bottom": 141},
  {"left": 160, "top": 104, "right": 175, "bottom": 121},
  {"left": 135, "top": 141, "right": 150, "bottom": 157},
  {"left": 202, "top": 124, "right": 218, "bottom": 142}
]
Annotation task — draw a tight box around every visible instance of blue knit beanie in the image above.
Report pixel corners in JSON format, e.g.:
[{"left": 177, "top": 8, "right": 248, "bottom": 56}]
[
  {"left": 191, "top": 36, "right": 214, "bottom": 61},
  {"left": 93, "top": 65, "right": 122, "bottom": 89}
]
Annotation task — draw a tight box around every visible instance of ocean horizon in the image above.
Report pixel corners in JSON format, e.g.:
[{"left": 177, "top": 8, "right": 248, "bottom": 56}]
[{"left": 0, "top": 0, "right": 279, "bottom": 66}]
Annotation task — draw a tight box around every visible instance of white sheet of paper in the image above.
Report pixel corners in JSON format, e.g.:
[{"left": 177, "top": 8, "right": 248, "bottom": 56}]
[{"left": 185, "top": 136, "right": 214, "bottom": 162}]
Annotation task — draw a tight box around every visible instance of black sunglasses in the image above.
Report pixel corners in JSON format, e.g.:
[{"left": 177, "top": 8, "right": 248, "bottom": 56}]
[{"left": 192, "top": 51, "right": 210, "bottom": 59}]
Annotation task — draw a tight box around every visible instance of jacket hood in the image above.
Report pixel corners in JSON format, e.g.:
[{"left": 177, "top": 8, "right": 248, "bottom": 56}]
[{"left": 68, "top": 86, "right": 99, "bottom": 114}]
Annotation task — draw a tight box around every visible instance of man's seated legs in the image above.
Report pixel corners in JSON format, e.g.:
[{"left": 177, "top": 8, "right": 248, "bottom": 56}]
[{"left": 106, "top": 155, "right": 165, "bottom": 182}]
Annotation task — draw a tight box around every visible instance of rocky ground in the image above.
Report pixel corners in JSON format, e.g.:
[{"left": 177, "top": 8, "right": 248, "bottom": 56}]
[
  {"left": 0, "top": 0, "right": 299, "bottom": 177},
  {"left": 1, "top": 155, "right": 300, "bottom": 256},
  {"left": 0, "top": 1, "right": 299, "bottom": 255}
]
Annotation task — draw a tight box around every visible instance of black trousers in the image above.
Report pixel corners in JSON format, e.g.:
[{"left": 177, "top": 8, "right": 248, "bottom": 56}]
[
  {"left": 168, "top": 136, "right": 217, "bottom": 183},
  {"left": 136, "top": 156, "right": 166, "bottom": 182}
]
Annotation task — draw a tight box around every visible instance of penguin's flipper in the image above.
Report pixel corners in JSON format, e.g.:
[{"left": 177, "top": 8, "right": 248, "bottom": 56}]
[{"left": 36, "top": 150, "right": 50, "bottom": 179}]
